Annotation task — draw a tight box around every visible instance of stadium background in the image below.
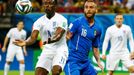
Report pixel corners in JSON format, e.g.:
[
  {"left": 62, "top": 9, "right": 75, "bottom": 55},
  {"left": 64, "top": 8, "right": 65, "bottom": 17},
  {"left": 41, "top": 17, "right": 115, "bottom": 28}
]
[{"left": 0, "top": 0, "right": 134, "bottom": 75}]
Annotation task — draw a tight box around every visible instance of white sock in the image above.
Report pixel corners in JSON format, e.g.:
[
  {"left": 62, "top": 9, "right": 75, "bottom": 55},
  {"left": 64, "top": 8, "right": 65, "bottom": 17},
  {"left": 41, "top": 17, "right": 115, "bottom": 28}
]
[
  {"left": 4, "top": 63, "right": 10, "bottom": 75},
  {"left": 19, "top": 64, "right": 25, "bottom": 75},
  {"left": 130, "top": 73, "right": 134, "bottom": 75}
]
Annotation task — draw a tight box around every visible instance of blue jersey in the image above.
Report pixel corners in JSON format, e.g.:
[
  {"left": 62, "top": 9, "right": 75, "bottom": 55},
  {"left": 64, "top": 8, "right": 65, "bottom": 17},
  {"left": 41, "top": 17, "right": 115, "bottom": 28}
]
[{"left": 68, "top": 16, "right": 102, "bottom": 61}]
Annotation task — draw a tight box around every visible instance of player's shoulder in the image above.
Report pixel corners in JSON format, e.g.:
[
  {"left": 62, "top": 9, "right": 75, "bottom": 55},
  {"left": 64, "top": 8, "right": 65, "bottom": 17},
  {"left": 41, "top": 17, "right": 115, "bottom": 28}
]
[
  {"left": 109, "top": 24, "right": 115, "bottom": 29},
  {"left": 9, "top": 27, "right": 17, "bottom": 31},
  {"left": 107, "top": 25, "right": 115, "bottom": 31},
  {"left": 55, "top": 13, "right": 67, "bottom": 21},
  {"left": 34, "top": 15, "right": 46, "bottom": 24},
  {"left": 71, "top": 16, "right": 83, "bottom": 25},
  {"left": 22, "top": 29, "right": 26, "bottom": 34},
  {"left": 122, "top": 24, "right": 130, "bottom": 29}
]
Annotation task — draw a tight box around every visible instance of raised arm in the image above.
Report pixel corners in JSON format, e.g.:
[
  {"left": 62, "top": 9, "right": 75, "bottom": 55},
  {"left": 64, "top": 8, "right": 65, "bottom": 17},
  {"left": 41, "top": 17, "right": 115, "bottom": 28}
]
[
  {"left": 102, "top": 29, "right": 111, "bottom": 60},
  {"left": 2, "top": 36, "right": 9, "bottom": 52},
  {"left": 44, "top": 27, "right": 65, "bottom": 44},
  {"left": 13, "top": 30, "right": 39, "bottom": 46}
]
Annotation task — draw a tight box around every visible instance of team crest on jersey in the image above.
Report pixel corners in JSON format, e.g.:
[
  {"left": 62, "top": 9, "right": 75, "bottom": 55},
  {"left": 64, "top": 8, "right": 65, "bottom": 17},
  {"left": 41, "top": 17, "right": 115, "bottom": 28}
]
[
  {"left": 94, "top": 30, "right": 97, "bottom": 36},
  {"left": 123, "top": 30, "right": 126, "bottom": 34},
  {"left": 62, "top": 22, "right": 66, "bottom": 28},
  {"left": 53, "top": 22, "right": 56, "bottom": 27}
]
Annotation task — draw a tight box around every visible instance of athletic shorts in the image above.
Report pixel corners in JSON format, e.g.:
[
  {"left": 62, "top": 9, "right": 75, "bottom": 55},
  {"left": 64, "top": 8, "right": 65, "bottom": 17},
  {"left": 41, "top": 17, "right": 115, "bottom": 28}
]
[
  {"left": 35, "top": 45, "right": 68, "bottom": 73},
  {"left": 106, "top": 53, "right": 134, "bottom": 70},
  {"left": 64, "top": 59, "right": 97, "bottom": 75},
  {"left": 6, "top": 45, "right": 24, "bottom": 61}
]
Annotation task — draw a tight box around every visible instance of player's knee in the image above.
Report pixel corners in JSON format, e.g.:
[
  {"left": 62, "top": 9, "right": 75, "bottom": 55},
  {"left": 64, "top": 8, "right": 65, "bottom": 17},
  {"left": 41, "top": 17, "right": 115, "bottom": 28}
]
[
  {"left": 19, "top": 60, "right": 24, "bottom": 64},
  {"left": 108, "top": 71, "right": 114, "bottom": 75},
  {"left": 128, "top": 66, "right": 134, "bottom": 73},
  {"left": 35, "top": 67, "right": 48, "bottom": 75},
  {"left": 52, "top": 65, "right": 62, "bottom": 75},
  {"left": 6, "top": 61, "right": 12, "bottom": 65}
]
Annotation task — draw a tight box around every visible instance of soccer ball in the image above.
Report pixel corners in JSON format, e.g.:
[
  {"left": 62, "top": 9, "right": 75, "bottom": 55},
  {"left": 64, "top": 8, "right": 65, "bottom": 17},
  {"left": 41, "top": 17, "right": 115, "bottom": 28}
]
[{"left": 15, "top": 0, "right": 32, "bottom": 14}]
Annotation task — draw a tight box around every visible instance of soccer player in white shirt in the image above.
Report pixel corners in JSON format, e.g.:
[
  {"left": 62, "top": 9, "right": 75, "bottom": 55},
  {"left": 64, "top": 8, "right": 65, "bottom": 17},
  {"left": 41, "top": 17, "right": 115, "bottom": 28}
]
[
  {"left": 102, "top": 14, "right": 134, "bottom": 75},
  {"left": 2, "top": 21, "right": 27, "bottom": 75},
  {"left": 13, "top": 0, "right": 68, "bottom": 75}
]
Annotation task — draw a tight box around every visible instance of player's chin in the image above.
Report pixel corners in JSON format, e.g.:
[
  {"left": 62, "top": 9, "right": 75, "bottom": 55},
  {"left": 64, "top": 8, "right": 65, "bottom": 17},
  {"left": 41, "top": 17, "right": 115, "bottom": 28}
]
[{"left": 85, "top": 13, "right": 95, "bottom": 18}]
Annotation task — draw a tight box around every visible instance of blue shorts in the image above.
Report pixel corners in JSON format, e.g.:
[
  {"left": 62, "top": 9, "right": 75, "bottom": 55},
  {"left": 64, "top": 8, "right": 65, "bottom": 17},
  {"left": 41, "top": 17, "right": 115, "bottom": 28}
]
[{"left": 64, "top": 59, "right": 97, "bottom": 75}]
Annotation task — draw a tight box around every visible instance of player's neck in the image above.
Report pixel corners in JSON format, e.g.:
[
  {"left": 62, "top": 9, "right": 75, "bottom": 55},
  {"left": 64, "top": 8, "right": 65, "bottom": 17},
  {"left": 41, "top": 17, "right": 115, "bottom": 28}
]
[
  {"left": 17, "top": 28, "right": 22, "bottom": 31},
  {"left": 116, "top": 24, "right": 122, "bottom": 28},
  {"left": 46, "top": 12, "right": 55, "bottom": 19},
  {"left": 87, "top": 18, "right": 94, "bottom": 27}
]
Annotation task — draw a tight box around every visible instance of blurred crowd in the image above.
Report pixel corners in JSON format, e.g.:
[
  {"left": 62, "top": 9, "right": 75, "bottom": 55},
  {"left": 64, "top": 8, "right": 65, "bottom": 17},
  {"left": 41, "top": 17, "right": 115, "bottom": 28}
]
[{"left": 0, "top": 0, "right": 134, "bottom": 16}]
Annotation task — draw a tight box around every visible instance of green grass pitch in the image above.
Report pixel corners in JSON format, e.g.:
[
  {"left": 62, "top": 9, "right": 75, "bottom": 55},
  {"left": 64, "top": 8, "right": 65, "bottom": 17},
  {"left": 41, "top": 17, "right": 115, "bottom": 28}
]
[{"left": 0, "top": 70, "right": 129, "bottom": 75}]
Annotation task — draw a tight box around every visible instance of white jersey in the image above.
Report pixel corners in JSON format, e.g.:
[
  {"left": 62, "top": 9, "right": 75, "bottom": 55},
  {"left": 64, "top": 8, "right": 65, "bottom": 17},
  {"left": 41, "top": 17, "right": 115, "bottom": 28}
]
[
  {"left": 102, "top": 24, "right": 134, "bottom": 55},
  {"left": 7, "top": 28, "right": 26, "bottom": 47},
  {"left": 33, "top": 13, "right": 68, "bottom": 50}
]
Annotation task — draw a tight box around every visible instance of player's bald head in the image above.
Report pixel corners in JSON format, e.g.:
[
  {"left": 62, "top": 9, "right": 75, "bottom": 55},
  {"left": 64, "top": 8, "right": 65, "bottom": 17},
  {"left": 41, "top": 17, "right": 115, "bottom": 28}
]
[{"left": 84, "top": 0, "right": 97, "bottom": 8}]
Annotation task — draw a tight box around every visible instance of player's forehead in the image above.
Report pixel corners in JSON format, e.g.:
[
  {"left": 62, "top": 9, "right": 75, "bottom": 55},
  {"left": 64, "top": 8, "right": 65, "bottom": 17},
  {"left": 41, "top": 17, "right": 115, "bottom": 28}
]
[
  {"left": 18, "top": 21, "right": 23, "bottom": 25},
  {"left": 84, "top": 1, "right": 96, "bottom": 7},
  {"left": 115, "top": 15, "right": 123, "bottom": 18}
]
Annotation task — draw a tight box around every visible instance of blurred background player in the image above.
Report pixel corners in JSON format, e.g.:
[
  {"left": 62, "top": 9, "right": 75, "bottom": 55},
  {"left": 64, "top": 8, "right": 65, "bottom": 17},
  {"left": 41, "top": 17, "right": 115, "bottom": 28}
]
[
  {"left": 64, "top": 0, "right": 103, "bottom": 75},
  {"left": 13, "top": 0, "right": 68, "bottom": 75},
  {"left": 1, "top": 21, "right": 27, "bottom": 75},
  {"left": 102, "top": 14, "right": 134, "bottom": 75}
]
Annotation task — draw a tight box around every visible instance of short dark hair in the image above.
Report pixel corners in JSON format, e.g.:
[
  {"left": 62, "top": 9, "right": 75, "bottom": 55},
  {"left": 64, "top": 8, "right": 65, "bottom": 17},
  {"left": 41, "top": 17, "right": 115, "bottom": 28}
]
[{"left": 115, "top": 13, "right": 123, "bottom": 18}]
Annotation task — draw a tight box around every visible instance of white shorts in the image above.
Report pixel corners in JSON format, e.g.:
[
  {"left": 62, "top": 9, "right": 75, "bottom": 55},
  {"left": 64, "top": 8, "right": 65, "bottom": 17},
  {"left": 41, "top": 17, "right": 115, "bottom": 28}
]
[
  {"left": 106, "top": 53, "right": 134, "bottom": 70},
  {"left": 6, "top": 45, "right": 24, "bottom": 62},
  {"left": 35, "top": 45, "right": 68, "bottom": 73}
]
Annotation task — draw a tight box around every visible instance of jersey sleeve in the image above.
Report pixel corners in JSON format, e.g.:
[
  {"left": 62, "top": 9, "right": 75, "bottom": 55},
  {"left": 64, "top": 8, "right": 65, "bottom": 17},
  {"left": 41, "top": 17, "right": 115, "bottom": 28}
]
[
  {"left": 22, "top": 31, "right": 27, "bottom": 40},
  {"left": 127, "top": 26, "right": 134, "bottom": 52},
  {"left": 92, "top": 28, "right": 102, "bottom": 48},
  {"left": 7, "top": 29, "right": 13, "bottom": 38},
  {"left": 68, "top": 20, "right": 79, "bottom": 34},
  {"left": 102, "top": 28, "right": 111, "bottom": 55},
  {"left": 58, "top": 18, "right": 68, "bottom": 30},
  {"left": 32, "top": 21, "right": 41, "bottom": 31}
]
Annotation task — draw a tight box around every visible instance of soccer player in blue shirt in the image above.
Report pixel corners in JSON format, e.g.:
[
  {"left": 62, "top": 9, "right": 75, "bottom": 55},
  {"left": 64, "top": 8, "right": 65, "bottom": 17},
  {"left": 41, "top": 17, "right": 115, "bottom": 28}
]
[{"left": 64, "top": 0, "right": 104, "bottom": 75}]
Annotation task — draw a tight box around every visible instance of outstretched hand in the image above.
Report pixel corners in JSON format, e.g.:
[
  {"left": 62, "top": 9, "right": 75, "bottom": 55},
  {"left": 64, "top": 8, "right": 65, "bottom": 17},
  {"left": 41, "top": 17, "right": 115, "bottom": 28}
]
[
  {"left": 102, "top": 55, "right": 106, "bottom": 60},
  {"left": 13, "top": 39, "right": 26, "bottom": 47},
  {"left": 97, "top": 61, "right": 104, "bottom": 71},
  {"left": 130, "top": 52, "right": 134, "bottom": 59},
  {"left": 2, "top": 47, "right": 6, "bottom": 53}
]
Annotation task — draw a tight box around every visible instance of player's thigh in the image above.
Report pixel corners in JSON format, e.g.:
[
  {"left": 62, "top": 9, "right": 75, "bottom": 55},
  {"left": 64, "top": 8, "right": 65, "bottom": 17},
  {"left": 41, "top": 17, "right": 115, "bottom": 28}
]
[
  {"left": 16, "top": 48, "right": 24, "bottom": 61},
  {"left": 81, "top": 62, "right": 97, "bottom": 75},
  {"left": 64, "top": 60, "right": 80, "bottom": 75},
  {"left": 52, "top": 47, "right": 68, "bottom": 70},
  {"left": 122, "top": 54, "right": 134, "bottom": 69},
  {"left": 106, "top": 54, "right": 120, "bottom": 70},
  {"left": 36, "top": 50, "right": 54, "bottom": 73},
  {"left": 6, "top": 46, "right": 16, "bottom": 62}
]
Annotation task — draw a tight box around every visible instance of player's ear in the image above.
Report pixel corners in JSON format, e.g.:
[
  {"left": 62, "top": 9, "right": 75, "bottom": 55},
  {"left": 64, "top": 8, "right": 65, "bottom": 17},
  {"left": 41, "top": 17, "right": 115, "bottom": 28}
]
[{"left": 96, "top": 9, "right": 98, "bottom": 13}]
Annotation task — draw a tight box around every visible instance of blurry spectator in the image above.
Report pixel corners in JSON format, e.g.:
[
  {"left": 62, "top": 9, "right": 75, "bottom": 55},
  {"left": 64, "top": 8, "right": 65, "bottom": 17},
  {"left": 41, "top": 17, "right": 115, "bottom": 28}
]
[
  {"left": 113, "top": 0, "right": 129, "bottom": 13},
  {"left": 126, "top": 0, "right": 134, "bottom": 10},
  {"left": 74, "top": 0, "right": 84, "bottom": 12},
  {"left": 57, "top": 0, "right": 65, "bottom": 7},
  {"left": 74, "top": 0, "right": 84, "bottom": 8},
  {"left": 64, "top": 0, "right": 74, "bottom": 7},
  {"left": 31, "top": 0, "right": 41, "bottom": 12},
  {"left": 0, "top": 0, "right": 7, "bottom": 16}
]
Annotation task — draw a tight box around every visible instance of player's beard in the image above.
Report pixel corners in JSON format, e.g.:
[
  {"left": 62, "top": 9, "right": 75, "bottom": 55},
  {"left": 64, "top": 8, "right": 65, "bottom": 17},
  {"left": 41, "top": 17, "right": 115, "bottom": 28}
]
[
  {"left": 85, "top": 12, "right": 95, "bottom": 19},
  {"left": 45, "top": 9, "right": 55, "bottom": 19},
  {"left": 116, "top": 22, "right": 122, "bottom": 27}
]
